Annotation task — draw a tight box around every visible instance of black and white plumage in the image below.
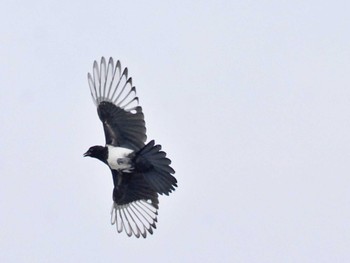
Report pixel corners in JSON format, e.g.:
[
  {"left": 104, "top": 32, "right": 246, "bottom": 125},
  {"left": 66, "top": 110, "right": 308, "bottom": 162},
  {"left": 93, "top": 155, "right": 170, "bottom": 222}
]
[{"left": 84, "top": 57, "right": 177, "bottom": 238}]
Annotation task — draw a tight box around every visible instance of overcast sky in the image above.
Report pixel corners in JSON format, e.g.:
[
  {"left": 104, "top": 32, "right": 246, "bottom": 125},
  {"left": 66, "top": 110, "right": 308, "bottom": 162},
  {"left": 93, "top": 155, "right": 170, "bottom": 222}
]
[{"left": 1, "top": 1, "right": 350, "bottom": 262}]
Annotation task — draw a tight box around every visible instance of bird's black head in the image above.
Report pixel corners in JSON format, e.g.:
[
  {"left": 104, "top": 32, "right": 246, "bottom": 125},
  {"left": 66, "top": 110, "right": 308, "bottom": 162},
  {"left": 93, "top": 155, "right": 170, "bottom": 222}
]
[{"left": 84, "top": 145, "right": 108, "bottom": 163}]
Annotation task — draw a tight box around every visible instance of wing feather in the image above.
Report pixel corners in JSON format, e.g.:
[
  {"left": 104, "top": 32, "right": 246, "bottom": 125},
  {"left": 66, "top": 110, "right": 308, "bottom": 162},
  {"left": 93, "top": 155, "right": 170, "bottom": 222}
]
[
  {"left": 111, "top": 170, "right": 159, "bottom": 238},
  {"left": 88, "top": 57, "right": 146, "bottom": 150}
]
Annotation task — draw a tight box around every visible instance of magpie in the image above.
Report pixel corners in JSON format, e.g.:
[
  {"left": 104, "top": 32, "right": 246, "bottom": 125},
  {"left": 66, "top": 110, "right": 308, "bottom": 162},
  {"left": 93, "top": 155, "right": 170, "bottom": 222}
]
[{"left": 84, "top": 57, "right": 177, "bottom": 238}]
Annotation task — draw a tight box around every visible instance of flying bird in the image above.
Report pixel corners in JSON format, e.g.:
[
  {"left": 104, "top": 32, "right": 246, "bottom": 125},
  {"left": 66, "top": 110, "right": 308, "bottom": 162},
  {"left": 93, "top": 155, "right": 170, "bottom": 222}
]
[{"left": 84, "top": 57, "right": 177, "bottom": 238}]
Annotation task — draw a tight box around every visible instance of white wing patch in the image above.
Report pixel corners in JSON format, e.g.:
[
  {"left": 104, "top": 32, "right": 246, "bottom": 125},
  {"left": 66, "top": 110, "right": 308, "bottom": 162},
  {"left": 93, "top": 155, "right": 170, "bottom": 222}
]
[
  {"left": 106, "top": 145, "right": 133, "bottom": 171},
  {"left": 111, "top": 200, "right": 158, "bottom": 238},
  {"left": 87, "top": 57, "right": 139, "bottom": 112}
]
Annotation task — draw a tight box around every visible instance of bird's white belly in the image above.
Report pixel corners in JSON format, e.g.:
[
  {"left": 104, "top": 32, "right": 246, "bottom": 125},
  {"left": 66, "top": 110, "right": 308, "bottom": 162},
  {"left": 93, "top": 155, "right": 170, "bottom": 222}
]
[{"left": 106, "top": 145, "right": 134, "bottom": 171}]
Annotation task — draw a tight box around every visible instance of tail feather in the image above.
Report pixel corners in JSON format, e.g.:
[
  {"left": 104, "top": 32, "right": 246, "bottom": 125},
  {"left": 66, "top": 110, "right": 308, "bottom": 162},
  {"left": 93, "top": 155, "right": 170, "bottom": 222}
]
[{"left": 134, "top": 140, "right": 177, "bottom": 195}]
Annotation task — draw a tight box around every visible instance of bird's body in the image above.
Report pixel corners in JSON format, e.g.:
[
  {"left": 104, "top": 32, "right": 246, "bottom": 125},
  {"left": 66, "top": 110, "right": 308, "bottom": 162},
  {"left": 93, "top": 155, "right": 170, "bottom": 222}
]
[{"left": 84, "top": 57, "right": 177, "bottom": 238}]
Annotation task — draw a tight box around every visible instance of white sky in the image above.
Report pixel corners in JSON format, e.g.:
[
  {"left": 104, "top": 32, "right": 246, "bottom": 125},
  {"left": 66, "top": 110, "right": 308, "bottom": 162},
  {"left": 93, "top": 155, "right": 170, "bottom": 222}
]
[{"left": 1, "top": 1, "right": 350, "bottom": 262}]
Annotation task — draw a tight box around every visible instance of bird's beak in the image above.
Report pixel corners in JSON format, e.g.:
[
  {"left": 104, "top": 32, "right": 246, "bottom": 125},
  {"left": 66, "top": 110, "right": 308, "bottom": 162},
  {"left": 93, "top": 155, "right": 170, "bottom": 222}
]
[{"left": 83, "top": 150, "right": 90, "bottom": 157}]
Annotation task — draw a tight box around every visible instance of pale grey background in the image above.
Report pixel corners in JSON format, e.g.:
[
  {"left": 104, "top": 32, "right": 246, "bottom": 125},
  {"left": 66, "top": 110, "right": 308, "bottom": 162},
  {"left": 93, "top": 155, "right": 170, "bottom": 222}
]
[{"left": 1, "top": 1, "right": 349, "bottom": 262}]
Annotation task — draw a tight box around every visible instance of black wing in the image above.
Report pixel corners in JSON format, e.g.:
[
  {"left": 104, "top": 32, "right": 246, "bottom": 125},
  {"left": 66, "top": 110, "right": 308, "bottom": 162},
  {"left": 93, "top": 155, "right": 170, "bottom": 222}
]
[
  {"left": 111, "top": 170, "right": 159, "bottom": 238},
  {"left": 88, "top": 57, "right": 147, "bottom": 150},
  {"left": 97, "top": 102, "right": 146, "bottom": 150}
]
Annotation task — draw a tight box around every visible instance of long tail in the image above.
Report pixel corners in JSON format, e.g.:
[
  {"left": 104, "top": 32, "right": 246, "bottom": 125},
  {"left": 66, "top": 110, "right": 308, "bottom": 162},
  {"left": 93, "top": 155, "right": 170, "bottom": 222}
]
[{"left": 134, "top": 140, "right": 177, "bottom": 195}]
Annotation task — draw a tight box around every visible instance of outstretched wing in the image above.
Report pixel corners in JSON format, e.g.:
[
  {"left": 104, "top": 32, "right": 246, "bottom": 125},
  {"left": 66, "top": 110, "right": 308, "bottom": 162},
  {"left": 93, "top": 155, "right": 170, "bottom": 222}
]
[
  {"left": 88, "top": 57, "right": 146, "bottom": 150},
  {"left": 111, "top": 170, "right": 159, "bottom": 238}
]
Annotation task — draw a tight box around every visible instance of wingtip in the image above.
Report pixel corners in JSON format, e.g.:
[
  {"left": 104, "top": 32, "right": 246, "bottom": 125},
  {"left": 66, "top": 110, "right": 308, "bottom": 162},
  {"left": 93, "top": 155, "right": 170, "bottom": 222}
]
[
  {"left": 87, "top": 57, "right": 139, "bottom": 111},
  {"left": 110, "top": 200, "right": 158, "bottom": 238},
  {"left": 93, "top": 60, "right": 99, "bottom": 69}
]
